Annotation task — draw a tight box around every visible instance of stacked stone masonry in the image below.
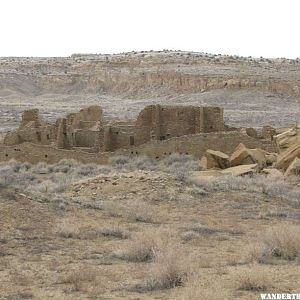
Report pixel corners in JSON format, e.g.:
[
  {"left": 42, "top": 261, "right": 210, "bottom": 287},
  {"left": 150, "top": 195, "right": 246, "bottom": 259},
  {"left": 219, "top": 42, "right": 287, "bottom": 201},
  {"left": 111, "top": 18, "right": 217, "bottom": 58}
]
[{"left": 0, "top": 104, "right": 275, "bottom": 164}]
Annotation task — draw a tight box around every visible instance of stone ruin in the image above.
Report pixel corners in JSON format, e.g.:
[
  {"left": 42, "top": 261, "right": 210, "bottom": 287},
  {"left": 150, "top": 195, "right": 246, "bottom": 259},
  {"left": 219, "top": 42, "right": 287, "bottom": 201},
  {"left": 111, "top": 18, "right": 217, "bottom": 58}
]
[
  {"left": 6, "top": 104, "right": 298, "bottom": 175},
  {"left": 3, "top": 104, "right": 225, "bottom": 152}
]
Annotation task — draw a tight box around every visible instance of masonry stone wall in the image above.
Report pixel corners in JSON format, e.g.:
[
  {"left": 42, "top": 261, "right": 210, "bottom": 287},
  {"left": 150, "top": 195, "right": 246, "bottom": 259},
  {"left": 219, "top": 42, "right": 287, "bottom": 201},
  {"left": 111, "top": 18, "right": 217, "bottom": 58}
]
[
  {"left": 0, "top": 143, "right": 109, "bottom": 164},
  {"left": 21, "top": 109, "right": 42, "bottom": 127},
  {"left": 2, "top": 104, "right": 259, "bottom": 165},
  {"left": 116, "top": 131, "right": 272, "bottom": 160},
  {"left": 132, "top": 104, "right": 225, "bottom": 148},
  {"left": 74, "top": 130, "right": 98, "bottom": 148}
]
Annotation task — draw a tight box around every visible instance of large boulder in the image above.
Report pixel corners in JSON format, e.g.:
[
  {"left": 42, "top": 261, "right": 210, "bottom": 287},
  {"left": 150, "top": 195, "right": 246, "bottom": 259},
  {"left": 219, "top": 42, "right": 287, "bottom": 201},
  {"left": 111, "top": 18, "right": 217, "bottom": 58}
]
[
  {"left": 240, "top": 127, "right": 258, "bottom": 138},
  {"left": 229, "top": 143, "right": 267, "bottom": 169},
  {"left": 273, "top": 126, "right": 300, "bottom": 153},
  {"left": 276, "top": 141, "right": 300, "bottom": 170},
  {"left": 284, "top": 157, "right": 300, "bottom": 176},
  {"left": 220, "top": 164, "right": 259, "bottom": 176},
  {"left": 204, "top": 149, "right": 230, "bottom": 169}
]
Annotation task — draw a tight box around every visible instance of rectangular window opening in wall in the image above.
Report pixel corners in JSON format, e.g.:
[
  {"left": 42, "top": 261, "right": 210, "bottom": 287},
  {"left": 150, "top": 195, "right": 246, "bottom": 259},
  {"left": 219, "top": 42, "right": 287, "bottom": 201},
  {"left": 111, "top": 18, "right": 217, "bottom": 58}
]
[
  {"left": 130, "top": 136, "right": 134, "bottom": 146},
  {"left": 37, "top": 132, "right": 41, "bottom": 142},
  {"left": 46, "top": 134, "right": 50, "bottom": 140},
  {"left": 160, "top": 136, "right": 166, "bottom": 141}
]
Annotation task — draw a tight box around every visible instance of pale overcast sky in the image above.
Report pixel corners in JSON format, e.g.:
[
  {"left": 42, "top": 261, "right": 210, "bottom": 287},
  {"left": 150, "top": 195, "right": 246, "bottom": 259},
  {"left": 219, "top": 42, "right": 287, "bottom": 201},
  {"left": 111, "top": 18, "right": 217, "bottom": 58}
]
[{"left": 0, "top": 0, "right": 299, "bottom": 58}]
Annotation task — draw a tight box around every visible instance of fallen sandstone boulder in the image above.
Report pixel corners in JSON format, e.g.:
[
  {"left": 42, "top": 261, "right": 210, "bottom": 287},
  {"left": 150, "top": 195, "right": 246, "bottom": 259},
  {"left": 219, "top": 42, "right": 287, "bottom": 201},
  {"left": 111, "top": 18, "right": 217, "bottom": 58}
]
[
  {"left": 240, "top": 127, "right": 258, "bottom": 138},
  {"left": 276, "top": 141, "right": 300, "bottom": 170},
  {"left": 284, "top": 157, "right": 300, "bottom": 176},
  {"left": 204, "top": 149, "right": 230, "bottom": 169},
  {"left": 220, "top": 164, "right": 259, "bottom": 176},
  {"left": 230, "top": 143, "right": 267, "bottom": 169},
  {"left": 273, "top": 126, "right": 300, "bottom": 153}
]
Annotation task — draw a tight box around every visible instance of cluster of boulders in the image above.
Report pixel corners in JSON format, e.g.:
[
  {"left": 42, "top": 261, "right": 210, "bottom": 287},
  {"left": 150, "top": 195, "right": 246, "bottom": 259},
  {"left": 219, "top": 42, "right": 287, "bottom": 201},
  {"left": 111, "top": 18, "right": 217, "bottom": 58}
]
[
  {"left": 198, "top": 126, "right": 300, "bottom": 177},
  {"left": 274, "top": 126, "right": 300, "bottom": 176}
]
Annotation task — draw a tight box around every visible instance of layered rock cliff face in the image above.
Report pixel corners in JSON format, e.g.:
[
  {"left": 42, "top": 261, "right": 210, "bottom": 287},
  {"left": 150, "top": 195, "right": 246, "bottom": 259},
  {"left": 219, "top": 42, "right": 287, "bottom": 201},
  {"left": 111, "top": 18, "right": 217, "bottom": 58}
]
[
  {"left": 1, "top": 51, "right": 300, "bottom": 99},
  {"left": 33, "top": 70, "right": 300, "bottom": 100}
]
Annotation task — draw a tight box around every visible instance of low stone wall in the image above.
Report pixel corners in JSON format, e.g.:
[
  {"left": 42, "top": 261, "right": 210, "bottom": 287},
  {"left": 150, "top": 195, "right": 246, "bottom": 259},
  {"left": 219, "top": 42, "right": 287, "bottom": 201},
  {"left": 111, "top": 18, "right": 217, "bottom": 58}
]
[
  {"left": 0, "top": 143, "right": 109, "bottom": 164},
  {"left": 116, "top": 131, "right": 275, "bottom": 159},
  {"left": 0, "top": 131, "right": 276, "bottom": 165}
]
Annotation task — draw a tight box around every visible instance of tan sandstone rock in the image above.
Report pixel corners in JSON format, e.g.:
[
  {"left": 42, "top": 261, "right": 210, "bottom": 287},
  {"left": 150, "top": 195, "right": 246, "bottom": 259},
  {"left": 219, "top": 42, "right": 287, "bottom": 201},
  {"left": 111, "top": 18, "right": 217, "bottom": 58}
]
[
  {"left": 204, "top": 149, "right": 230, "bottom": 169},
  {"left": 220, "top": 164, "right": 259, "bottom": 176},
  {"left": 284, "top": 157, "right": 300, "bottom": 176},
  {"left": 273, "top": 126, "right": 300, "bottom": 153},
  {"left": 230, "top": 143, "right": 267, "bottom": 169},
  {"left": 276, "top": 141, "right": 300, "bottom": 170}
]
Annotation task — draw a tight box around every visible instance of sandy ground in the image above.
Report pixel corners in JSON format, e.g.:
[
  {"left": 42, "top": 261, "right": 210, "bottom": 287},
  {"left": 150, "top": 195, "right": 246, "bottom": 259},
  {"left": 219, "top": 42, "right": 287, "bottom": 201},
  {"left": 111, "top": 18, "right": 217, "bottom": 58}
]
[{"left": 1, "top": 170, "right": 299, "bottom": 299}]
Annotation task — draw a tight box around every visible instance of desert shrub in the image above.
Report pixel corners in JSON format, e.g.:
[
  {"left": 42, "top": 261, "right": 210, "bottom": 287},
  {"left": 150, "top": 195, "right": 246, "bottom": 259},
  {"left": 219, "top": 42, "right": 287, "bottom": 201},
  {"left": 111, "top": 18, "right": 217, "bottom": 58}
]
[
  {"left": 75, "top": 164, "right": 98, "bottom": 176},
  {"left": 249, "top": 225, "right": 300, "bottom": 263},
  {"left": 100, "top": 226, "right": 129, "bottom": 239},
  {"left": 109, "top": 155, "right": 130, "bottom": 166},
  {"left": 32, "top": 162, "right": 50, "bottom": 174},
  {"left": 160, "top": 154, "right": 200, "bottom": 181},
  {"left": 143, "top": 247, "right": 189, "bottom": 291},
  {"left": 236, "top": 268, "right": 271, "bottom": 291},
  {"left": 128, "top": 156, "right": 158, "bottom": 171},
  {"left": 181, "top": 231, "right": 199, "bottom": 242},
  {"left": 103, "top": 201, "right": 123, "bottom": 217},
  {"left": 61, "top": 267, "right": 96, "bottom": 291},
  {"left": 114, "top": 231, "right": 161, "bottom": 262},
  {"left": 189, "top": 174, "right": 300, "bottom": 205},
  {"left": 125, "top": 200, "right": 154, "bottom": 223},
  {"left": 0, "top": 159, "right": 113, "bottom": 195},
  {"left": 56, "top": 221, "right": 80, "bottom": 239}
]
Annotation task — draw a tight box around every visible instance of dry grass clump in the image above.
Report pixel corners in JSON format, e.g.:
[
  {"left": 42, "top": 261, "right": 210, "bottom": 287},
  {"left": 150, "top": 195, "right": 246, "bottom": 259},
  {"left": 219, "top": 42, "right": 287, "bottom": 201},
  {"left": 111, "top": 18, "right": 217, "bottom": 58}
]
[
  {"left": 141, "top": 247, "right": 190, "bottom": 291},
  {"left": 249, "top": 225, "right": 300, "bottom": 263},
  {"left": 189, "top": 174, "right": 300, "bottom": 205},
  {"left": 236, "top": 267, "right": 271, "bottom": 291},
  {"left": 172, "top": 279, "right": 228, "bottom": 300},
  {"left": 118, "top": 230, "right": 191, "bottom": 291},
  {"left": 115, "top": 231, "right": 163, "bottom": 262},
  {"left": 100, "top": 226, "right": 129, "bottom": 239},
  {"left": 0, "top": 159, "right": 113, "bottom": 195},
  {"left": 56, "top": 221, "right": 129, "bottom": 240},
  {"left": 125, "top": 200, "right": 154, "bottom": 223},
  {"left": 181, "top": 231, "right": 200, "bottom": 242},
  {"left": 109, "top": 153, "right": 199, "bottom": 177},
  {"left": 61, "top": 267, "right": 96, "bottom": 291},
  {"left": 56, "top": 220, "right": 80, "bottom": 239},
  {"left": 103, "top": 201, "right": 124, "bottom": 217}
]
